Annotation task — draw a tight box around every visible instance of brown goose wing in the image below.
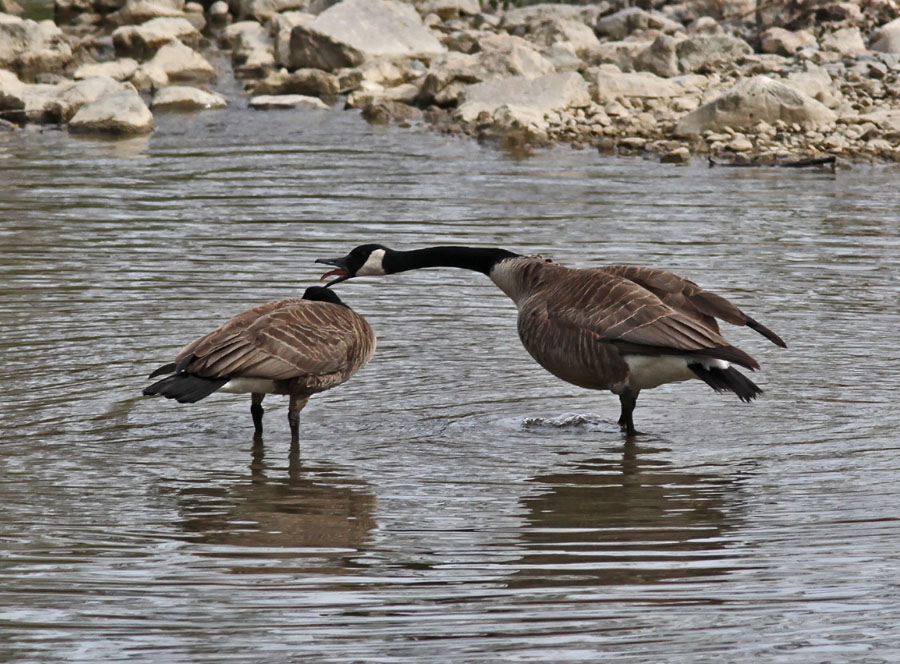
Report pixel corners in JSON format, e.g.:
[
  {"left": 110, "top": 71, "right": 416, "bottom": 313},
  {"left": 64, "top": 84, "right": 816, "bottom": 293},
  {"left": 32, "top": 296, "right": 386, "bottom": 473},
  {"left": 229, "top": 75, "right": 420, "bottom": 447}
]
[
  {"left": 528, "top": 269, "right": 759, "bottom": 370},
  {"left": 596, "top": 265, "right": 786, "bottom": 347},
  {"left": 174, "top": 299, "right": 374, "bottom": 380}
]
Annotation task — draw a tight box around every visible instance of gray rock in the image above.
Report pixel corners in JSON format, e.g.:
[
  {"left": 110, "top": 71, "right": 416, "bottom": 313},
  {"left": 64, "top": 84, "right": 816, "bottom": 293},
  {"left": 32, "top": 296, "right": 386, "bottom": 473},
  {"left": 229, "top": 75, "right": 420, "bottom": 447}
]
[
  {"left": 595, "top": 7, "right": 682, "bottom": 41},
  {"left": 0, "top": 68, "right": 27, "bottom": 122},
  {"left": 857, "top": 109, "right": 900, "bottom": 134},
  {"left": 502, "top": 3, "right": 604, "bottom": 34},
  {"left": 660, "top": 146, "right": 690, "bottom": 163},
  {"left": 633, "top": 34, "right": 679, "bottom": 78},
  {"left": 151, "top": 85, "right": 227, "bottom": 110},
  {"left": 68, "top": 88, "right": 155, "bottom": 134},
  {"left": 419, "top": 0, "right": 480, "bottom": 21},
  {"left": 106, "top": 0, "right": 188, "bottom": 27},
  {"left": 785, "top": 65, "right": 835, "bottom": 105},
  {"left": 248, "top": 93, "right": 329, "bottom": 109},
  {"left": 590, "top": 39, "right": 653, "bottom": 71},
  {"left": 676, "top": 34, "right": 752, "bottom": 73},
  {"left": 112, "top": 17, "right": 201, "bottom": 59},
  {"left": 73, "top": 58, "right": 139, "bottom": 81},
  {"left": 130, "top": 63, "right": 169, "bottom": 90},
  {"left": 289, "top": 0, "right": 445, "bottom": 71},
  {"left": 527, "top": 18, "right": 600, "bottom": 56},
  {"left": 252, "top": 68, "right": 340, "bottom": 96},
  {"left": 232, "top": 0, "right": 308, "bottom": 21},
  {"left": 870, "top": 18, "right": 900, "bottom": 54},
  {"left": 419, "top": 35, "right": 555, "bottom": 106},
  {"left": 272, "top": 11, "right": 314, "bottom": 68},
  {"left": 675, "top": 75, "right": 837, "bottom": 136},
  {"left": 821, "top": 27, "right": 868, "bottom": 57},
  {"left": 55, "top": 76, "right": 133, "bottom": 122},
  {"left": 456, "top": 71, "right": 590, "bottom": 126},
  {"left": 360, "top": 99, "right": 422, "bottom": 124},
  {"left": 0, "top": 16, "right": 72, "bottom": 82},
  {"left": 760, "top": 27, "right": 816, "bottom": 56},
  {"left": 208, "top": 0, "right": 229, "bottom": 21},
  {"left": 1, "top": 0, "right": 23, "bottom": 15},
  {"left": 591, "top": 67, "right": 681, "bottom": 102},
  {"left": 148, "top": 39, "right": 217, "bottom": 82}
]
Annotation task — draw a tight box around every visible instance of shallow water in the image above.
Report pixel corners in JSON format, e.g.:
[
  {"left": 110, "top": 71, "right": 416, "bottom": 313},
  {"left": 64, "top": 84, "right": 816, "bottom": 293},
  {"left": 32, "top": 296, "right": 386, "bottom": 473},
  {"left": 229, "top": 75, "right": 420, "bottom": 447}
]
[{"left": 2, "top": 104, "right": 899, "bottom": 663}]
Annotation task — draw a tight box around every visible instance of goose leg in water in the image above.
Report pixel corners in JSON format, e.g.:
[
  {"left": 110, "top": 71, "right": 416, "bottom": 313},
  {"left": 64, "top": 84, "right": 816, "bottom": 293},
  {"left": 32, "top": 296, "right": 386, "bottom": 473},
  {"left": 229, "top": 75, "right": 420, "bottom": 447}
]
[
  {"left": 251, "top": 393, "right": 265, "bottom": 435},
  {"left": 618, "top": 388, "right": 640, "bottom": 436},
  {"left": 288, "top": 395, "right": 309, "bottom": 444}
]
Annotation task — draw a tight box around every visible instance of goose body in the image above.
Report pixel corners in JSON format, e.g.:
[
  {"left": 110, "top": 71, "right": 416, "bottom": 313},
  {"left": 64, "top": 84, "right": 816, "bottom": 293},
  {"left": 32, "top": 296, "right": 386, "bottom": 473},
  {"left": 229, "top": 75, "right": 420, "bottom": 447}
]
[
  {"left": 143, "top": 286, "right": 375, "bottom": 442},
  {"left": 317, "top": 245, "right": 785, "bottom": 435}
]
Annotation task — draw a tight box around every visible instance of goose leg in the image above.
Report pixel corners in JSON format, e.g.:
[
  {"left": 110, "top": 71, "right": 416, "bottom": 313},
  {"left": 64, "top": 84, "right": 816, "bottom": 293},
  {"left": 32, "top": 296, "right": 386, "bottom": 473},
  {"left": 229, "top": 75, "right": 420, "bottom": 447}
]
[
  {"left": 288, "top": 395, "right": 309, "bottom": 445},
  {"left": 251, "top": 393, "right": 265, "bottom": 436},
  {"left": 617, "top": 388, "right": 640, "bottom": 436}
]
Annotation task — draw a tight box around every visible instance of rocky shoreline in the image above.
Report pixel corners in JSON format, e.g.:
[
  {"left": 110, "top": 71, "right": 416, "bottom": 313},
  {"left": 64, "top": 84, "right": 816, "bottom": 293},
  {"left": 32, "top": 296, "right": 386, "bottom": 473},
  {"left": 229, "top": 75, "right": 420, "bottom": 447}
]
[{"left": 3, "top": 0, "right": 900, "bottom": 164}]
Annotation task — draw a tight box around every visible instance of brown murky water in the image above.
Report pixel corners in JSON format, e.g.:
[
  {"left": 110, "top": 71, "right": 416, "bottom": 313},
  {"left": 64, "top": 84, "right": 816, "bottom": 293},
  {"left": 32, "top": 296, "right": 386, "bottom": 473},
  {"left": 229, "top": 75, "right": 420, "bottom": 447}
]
[{"left": 2, "top": 106, "right": 899, "bottom": 663}]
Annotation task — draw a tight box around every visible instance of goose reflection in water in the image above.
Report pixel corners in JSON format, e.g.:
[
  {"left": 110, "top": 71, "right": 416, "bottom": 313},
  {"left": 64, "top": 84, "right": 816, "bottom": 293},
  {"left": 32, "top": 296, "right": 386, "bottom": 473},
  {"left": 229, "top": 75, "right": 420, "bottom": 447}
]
[
  {"left": 176, "top": 442, "right": 375, "bottom": 575},
  {"left": 510, "top": 446, "right": 747, "bottom": 588}
]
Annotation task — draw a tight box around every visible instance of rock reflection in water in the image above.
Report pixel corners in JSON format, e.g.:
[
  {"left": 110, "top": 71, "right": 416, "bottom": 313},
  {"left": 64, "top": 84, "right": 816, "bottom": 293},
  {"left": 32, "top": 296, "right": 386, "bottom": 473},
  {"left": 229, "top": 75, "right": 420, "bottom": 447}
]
[
  {"left": 177, "top": 443, "right": 376, "bottom": 574},
  {"left": 511, "top": 446, "right": 745, "bottom": 588}
]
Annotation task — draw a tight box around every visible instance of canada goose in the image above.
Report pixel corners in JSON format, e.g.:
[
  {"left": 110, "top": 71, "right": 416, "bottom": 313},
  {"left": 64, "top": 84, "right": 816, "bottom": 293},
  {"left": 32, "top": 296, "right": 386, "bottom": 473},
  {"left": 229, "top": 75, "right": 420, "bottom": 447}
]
[
  {"left": 316, "top": 245, "right": 785, "bottom": 435},
  {"left": 143, "top": 286, "right": 375, "bottom": 443}
]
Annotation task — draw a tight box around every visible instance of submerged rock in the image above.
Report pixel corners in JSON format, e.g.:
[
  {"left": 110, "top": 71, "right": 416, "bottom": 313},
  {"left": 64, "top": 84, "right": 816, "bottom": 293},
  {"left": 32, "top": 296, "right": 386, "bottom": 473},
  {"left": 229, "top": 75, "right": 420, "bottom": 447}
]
[{"left": 248, "top": 93, "right": 329, "bottom": 109}]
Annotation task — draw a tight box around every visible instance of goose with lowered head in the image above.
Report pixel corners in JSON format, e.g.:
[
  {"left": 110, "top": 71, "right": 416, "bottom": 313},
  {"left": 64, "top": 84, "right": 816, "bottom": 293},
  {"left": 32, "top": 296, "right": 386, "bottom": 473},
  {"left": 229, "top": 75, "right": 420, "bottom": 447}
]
[
  {"left": 316, "top": 244, "right": 785, "bottom": 435},
  {"left": 143, "top": 286, "right": 375, "bottom": 443}
]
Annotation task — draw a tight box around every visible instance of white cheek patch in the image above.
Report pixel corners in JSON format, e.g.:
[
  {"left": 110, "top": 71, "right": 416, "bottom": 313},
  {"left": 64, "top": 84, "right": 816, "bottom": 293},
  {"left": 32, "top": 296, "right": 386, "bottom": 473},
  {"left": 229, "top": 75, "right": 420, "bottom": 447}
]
[{"left": 356, "top": 249, "right": 386, "bottom": 276}]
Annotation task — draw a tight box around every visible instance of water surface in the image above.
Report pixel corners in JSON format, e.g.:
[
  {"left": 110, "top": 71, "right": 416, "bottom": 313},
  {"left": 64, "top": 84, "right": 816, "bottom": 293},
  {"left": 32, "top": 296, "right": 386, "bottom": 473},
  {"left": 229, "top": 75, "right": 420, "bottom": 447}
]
[{"left": 1, "top": 105, "right": 899, "bottom": 663}]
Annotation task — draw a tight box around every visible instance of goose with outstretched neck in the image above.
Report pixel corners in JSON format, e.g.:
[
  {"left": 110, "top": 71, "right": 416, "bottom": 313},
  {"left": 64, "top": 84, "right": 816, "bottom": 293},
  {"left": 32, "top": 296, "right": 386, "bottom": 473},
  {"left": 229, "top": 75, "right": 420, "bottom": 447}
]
[{"left": 316, "top": 245, "right": 785, "bottom": 436}]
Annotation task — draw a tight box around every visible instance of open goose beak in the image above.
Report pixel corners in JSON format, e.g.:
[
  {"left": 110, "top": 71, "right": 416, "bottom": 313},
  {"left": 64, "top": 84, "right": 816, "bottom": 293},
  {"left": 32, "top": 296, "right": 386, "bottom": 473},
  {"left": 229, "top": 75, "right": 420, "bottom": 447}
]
[{"left": 315, "top": 256, "right": 352, "bottom": 287}]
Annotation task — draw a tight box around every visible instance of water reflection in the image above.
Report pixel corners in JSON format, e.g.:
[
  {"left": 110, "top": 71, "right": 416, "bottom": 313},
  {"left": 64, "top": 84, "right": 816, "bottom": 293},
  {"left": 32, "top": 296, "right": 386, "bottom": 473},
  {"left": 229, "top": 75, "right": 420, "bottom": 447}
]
[
  {"left": 511, "top": 445, "right": 745, "bottom": 587},
  {"left": 176, "top": 442, "right": 376, "bottom": 574}
]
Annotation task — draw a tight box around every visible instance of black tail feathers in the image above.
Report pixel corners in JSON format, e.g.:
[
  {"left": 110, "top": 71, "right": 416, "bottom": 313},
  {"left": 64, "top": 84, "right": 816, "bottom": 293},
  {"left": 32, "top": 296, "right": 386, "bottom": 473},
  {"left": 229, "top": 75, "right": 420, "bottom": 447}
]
[
  {"left": 688, "top": 363, "right": 762, "bottom": 403},
  {"left": 143, "top": 373, "right": 229, "bottom": 403}
]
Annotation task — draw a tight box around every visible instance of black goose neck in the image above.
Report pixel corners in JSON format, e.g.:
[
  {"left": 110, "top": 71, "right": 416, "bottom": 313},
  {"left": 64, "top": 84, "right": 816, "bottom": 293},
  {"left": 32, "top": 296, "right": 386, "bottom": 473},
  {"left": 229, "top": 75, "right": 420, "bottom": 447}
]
[{"left": 383, "top": 246, "right": 520, "bottom": 276}]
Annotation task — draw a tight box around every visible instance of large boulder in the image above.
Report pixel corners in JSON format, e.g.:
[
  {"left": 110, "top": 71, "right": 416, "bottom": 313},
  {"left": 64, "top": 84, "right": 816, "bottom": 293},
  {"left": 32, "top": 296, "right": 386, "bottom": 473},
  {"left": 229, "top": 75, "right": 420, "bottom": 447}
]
[
  {"left": 821, "top": 27, "right": 868, "bottom": 56},
  {"left": 676, "top": 34, "right": 752, "bottom": 73},
  {"left": 0, "top": 15, "right": 72, "bottom": 82},
  {"left": 633, "top": 34, "right": 679, "bottom": 77},
  {"left": 68, "top": 88, "right": 155, "bottom": 134},
  {"left": 73, "top": 58, "right": 140, "bottom": 81},
  {"left": 223, "top": 20, "right": 275, "bottom": 77},
  {"left": 590, "top": 67, "right": 682, "bottom": 102},
  {"left": 54, "top": 76, "right": 134, "bottom": 122},
  {"left": 147, "top": 39, "right": 216, "bottom": 82},
  {"left": 455, "top": 71, "right": 590, "bottom": 126},
  {"left": 675, "top": 75, "right": 836, "bottom": 136},
  {"left": 419, "top": 34, "right": 555, "bottom": 106},
  {"left": 288, "top": 0, "right": 445, "bottom": 71},
  {"left": 595, "top": 7, "right": 682, "bottom": 40},
  {"left": 870, "top": 18, "right": 900, "bottom": 53},
  {"left": 272, "top": 11, "right": 314, "bottom": 68},
  {"left": 112, "top": 17, "right": 200, "bottom": 59}
]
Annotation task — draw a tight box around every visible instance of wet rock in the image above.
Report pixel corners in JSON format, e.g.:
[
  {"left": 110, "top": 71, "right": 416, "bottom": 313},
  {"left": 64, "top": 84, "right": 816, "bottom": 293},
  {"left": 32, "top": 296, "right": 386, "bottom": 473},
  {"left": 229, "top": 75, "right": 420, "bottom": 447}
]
[
  {"left": 633, "top": 34, "right": 679, "bottom": 78},
  {"left": 0, "top": 68, "right": 28, "bottom": 123},
  {"left": 0, "top": 16, "right": 73, "bottom": 82},
  {"left": 68, "top": 87, "right": 154, "bottom": 134},
  {"left": 73, "top": 57, "right": 139, "bottom": 81},
  {"left": 821, "top": 27, "right": 868, "bottom": 57},
  {"left": 360, "top": 99, "right": 422, "bottom": 124},
  {"left": 870, "top": 18, "right": 900, "bottom": 53},
  {"left": 595, "top": 7, "right": 682, "bottom": 41},
  {"left": 148, "top": 39, "right": 216, "bottom": 82},
  {"left": 248, "top": 93, "right": 329, "bottom": 109},
  {"left": 660, "top": 145, "right": 690, "bottom": 163},
  {"left": 151, "top": 84, "right": 227, "bottom": 110},
  {"left": 456, "top": 71, "right": 590, "bottom": 126},
  {"left": 675, "top": 75, "right": 837, "bottom": 136},
  {"left": 676, "top": 34, "right": 752, "bottom": 74},
  {"left": 252, "top": 68, "right": 340, "bottom": 97},
  {"left": 289, "top": 0, "right": 445, "bottom": 71},
  {"left": 55, "top": 75, "right": 133, "bottom": 121},
  {"left": 760, "top": 27, "right": 816, "bottom": 57},
  {"left": 112, "top": 17, "right": 200, "bottom": 59}
]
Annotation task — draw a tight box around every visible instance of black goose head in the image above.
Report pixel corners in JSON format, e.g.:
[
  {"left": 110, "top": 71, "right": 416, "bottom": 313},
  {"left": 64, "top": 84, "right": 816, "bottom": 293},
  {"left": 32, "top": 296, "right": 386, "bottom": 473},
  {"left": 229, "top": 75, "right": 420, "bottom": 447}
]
[
  {"left": 302, "top": 285, "right": 347, "bottom": 306},
  {"left": 316, "top": 244, "right": 390, "bottom": 286}
]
